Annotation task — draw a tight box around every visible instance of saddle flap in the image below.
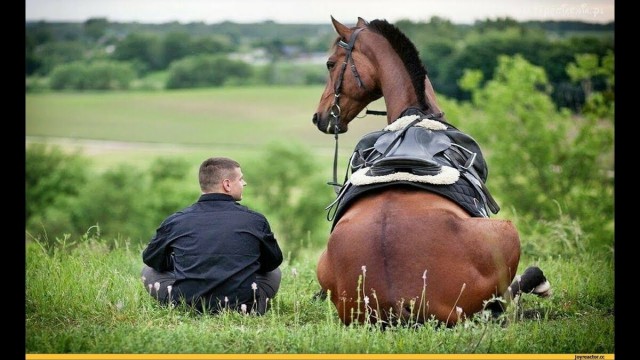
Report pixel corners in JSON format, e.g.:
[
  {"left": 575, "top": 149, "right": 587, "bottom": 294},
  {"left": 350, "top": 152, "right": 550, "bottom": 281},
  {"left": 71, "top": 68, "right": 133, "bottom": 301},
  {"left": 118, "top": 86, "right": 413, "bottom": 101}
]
[{"left": 373, "top": 127, "right": 452, "bottom": 159}]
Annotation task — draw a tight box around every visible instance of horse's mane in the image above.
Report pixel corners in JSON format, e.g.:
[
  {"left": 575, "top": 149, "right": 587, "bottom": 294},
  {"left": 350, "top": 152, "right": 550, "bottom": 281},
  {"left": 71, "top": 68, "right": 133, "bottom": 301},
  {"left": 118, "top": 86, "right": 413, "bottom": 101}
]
[{"left": 366, "top": 19, "right": 429, "bottom": 111}]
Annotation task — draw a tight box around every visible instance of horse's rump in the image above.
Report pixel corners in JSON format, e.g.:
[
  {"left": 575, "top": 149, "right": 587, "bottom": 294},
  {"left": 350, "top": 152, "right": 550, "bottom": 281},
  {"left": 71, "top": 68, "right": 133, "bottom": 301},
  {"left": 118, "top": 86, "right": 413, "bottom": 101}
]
[{"left": 320, "top": 188, "right": 520, "bottom": 326}]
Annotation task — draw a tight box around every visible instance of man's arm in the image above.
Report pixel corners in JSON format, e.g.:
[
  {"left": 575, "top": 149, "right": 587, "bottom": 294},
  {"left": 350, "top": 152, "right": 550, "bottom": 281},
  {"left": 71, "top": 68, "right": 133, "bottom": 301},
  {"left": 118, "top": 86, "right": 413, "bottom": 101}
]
[
  {"left": 258, "top": 221, "right": 283, "bottom": 272},
  {"left": 142, "top": 224, "right": 174, "bottom": 272}
]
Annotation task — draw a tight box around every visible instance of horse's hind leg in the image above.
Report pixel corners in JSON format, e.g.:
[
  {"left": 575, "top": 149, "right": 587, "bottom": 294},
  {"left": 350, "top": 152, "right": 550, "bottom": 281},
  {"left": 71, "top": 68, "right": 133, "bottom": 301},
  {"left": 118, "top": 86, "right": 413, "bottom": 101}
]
[
  {"left": 507, "top": 266, "right": 552, "bottom": 299},
  {"left": 314, "top": 249, "right": 334, "bottom": 301},
  {"left": 486, "top": 266, "right": 552, "bottom": 316}
]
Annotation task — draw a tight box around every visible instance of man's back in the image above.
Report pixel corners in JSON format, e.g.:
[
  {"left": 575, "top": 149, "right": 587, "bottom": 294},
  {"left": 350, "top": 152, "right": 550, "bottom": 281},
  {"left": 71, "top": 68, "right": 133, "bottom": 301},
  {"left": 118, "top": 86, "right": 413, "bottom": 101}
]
[
  {"left": 143, "top": 193, "right": 282, "bottom": 312},
  {"left": 141, "top": 156, "right": 283, "bottom": 315}
]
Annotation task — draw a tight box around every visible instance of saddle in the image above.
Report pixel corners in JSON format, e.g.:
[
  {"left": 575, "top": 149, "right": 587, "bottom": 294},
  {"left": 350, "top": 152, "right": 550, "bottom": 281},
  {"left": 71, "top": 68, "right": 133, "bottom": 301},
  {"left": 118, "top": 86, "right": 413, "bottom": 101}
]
[{"left": 326, "top": 108, "right": 500, "bottom": 230}]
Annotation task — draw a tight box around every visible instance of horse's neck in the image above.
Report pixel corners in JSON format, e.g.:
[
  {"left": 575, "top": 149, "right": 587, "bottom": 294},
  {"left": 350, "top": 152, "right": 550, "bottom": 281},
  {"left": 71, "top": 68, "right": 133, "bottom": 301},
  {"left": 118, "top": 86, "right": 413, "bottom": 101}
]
[
  {"left": 377, "top": 62, "right": 417, "bottom": 122},
  {"left": 423, "top": 75, "right": 443, "bottom": 116},
  {"left": 377, "top": 57, "right": 442, "bottom": 123}
]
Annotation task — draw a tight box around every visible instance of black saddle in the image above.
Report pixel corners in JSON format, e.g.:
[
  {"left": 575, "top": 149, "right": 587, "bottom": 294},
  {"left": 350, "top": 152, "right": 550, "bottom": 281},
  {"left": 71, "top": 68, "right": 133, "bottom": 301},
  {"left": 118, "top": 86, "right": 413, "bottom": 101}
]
[{"left": 326, "top": 108, "right": 500, "bottom": 228}]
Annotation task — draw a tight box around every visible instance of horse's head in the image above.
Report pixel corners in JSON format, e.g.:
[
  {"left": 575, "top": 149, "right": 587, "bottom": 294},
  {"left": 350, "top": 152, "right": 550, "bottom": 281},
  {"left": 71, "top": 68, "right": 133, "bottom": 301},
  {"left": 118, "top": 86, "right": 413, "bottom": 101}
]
[
  {"left": 311, "top": 16, "right": 383, "bottom": 134},
  {"left": 312, "top": 16, "right": 443, "bottom": 134}
]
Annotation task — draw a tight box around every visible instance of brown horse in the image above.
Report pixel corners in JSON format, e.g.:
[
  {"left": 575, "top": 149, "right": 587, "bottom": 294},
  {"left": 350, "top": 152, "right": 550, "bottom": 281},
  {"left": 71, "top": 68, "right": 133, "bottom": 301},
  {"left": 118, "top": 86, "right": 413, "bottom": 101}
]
[{"left": 311, "top": 16, "right": 551, "bottom": 327}]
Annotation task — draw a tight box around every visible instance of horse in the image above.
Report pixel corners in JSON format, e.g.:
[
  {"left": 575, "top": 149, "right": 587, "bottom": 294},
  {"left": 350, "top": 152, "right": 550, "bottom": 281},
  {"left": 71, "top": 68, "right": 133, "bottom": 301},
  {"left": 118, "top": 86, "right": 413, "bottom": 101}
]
[{"left": 311, "top": 16, "right": 551, "bottom": 327}]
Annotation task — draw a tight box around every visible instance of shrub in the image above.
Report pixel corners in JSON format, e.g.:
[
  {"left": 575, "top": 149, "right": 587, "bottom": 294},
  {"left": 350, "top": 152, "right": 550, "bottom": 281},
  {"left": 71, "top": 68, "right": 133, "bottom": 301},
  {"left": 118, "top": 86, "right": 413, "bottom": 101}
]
[
  {"left": 26, "top": 144, "right": 89, "bottom": 226},
  {"left": 26, "top": 153, "right": 197, "bottom": 250},
  {"left": 49, "top": 60, "right": 136, "bottom": 90},
  {"left": 243, "top": 142, "right": 334, "bottom": 259},
  {"left": 459, "top": 54, "right": 613, "bottom": 251},
  {"left": 146, "top": 157, "right": 198, "bottom": 229},
  {"left": 165, "top": 55, "right": 253, "bottom": 89},
  {"left": 60, "top": 164, "right": 156, "bottom": 247}
]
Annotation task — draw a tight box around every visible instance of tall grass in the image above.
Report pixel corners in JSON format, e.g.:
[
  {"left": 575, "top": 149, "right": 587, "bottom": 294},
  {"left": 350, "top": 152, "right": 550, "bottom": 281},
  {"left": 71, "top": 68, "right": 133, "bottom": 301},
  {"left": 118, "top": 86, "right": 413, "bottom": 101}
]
[{"left": 26, "top": 232, "right": 614, "bottom": 354}]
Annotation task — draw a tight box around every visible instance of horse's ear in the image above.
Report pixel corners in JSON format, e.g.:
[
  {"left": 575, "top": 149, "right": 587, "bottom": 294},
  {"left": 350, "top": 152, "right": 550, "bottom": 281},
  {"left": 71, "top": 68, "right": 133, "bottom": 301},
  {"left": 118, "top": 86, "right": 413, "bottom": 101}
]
[
  {"left": 356, "top": 17, "right": 368, "bottom": 27},
  {"left": 330, "top": 16, "right": 351, "bottom": 37}
]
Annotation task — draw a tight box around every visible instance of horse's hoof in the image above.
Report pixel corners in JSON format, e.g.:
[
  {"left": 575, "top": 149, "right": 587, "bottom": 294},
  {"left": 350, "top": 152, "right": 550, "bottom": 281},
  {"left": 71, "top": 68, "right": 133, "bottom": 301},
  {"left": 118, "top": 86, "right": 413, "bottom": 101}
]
[
  {"left": 533, "top": 280, "right": 552, "bottom": 297},
  {"left": 313, "top": 289, "right": 327, "bottom": 301},
  {"left": 519, "top": 266, "right": 552, "bottom": 297}
]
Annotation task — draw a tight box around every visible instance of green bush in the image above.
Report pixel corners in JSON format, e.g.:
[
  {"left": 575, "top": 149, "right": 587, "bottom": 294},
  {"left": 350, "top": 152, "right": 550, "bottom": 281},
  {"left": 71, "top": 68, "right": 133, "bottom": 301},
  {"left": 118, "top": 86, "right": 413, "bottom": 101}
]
[
  {"left": 84, "top": 60, "right": 137, "bottom": 90},
  {"left": 49, "top": 60, "right": 137, "bottom": 90},
  {"left": 66, "top": 164, "right": 156, "bottom": 246},
  {"left": 26, "top": 144, "right": 89, "bottom": 228},
  {"left": 459, "top": 54, "right": 613, "bottom": 252},
  {"left": 165, "top": 55, "right": 253, "bottom": 89},
  {"left": 26, "top": 149, "right": 197, "bottom": 250},
  {"left": 146, "top": 157, "right": 199, "bottom": 229},
  {"left": 243, "top": 142, "right": 335, "bottom": 260},
  {"left": 48, "top": 62, "right": 88, "bottom": 90}
]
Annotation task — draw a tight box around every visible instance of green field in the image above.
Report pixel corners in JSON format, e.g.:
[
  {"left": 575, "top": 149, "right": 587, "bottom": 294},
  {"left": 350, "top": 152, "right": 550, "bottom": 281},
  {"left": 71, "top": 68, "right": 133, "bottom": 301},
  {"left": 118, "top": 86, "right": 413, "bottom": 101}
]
[{"left": 26, "top": 86, "right": 392, "bottom": 173}]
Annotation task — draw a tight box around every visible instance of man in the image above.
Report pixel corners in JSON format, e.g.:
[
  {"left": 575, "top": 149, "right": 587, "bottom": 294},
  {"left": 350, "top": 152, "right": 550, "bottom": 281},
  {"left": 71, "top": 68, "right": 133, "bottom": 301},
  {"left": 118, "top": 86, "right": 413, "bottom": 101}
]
[{"left": 141, "top": 157, "right": 283, "bottom": 315}]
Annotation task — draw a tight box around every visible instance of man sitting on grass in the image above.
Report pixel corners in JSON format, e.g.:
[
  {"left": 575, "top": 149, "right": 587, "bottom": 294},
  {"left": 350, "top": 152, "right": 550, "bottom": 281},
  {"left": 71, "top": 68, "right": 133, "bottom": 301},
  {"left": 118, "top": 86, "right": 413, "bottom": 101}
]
[{"left": 141, "top": 156, "right": 283, "bottom": 315}]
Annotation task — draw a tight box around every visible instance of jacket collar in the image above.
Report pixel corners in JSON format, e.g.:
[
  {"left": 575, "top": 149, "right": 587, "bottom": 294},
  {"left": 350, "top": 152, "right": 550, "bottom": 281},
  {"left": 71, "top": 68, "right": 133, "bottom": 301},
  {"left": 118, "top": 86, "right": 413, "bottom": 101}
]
[{"left": 198, "top": 193, "right": 235, "bottom": 202}]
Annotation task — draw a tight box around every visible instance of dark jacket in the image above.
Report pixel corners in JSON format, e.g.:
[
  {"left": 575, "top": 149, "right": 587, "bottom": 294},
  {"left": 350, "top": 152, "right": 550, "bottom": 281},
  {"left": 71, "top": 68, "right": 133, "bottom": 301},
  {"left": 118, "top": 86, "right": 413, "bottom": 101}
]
[{"left": 142, "top": 193, "right": 283, "bottom": 311}]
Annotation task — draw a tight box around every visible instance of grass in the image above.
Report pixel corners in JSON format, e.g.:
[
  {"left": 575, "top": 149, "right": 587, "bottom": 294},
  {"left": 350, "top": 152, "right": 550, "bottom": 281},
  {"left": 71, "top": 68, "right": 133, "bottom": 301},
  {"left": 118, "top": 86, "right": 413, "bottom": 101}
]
[
  {"left": 26, "top": 86, "right": 391, "bottom": 175},
  {"left": 26, "top": 237, "right": 613, "bottom": 355},
  {"left": 25, "top": 86, "right": 385, "bottom": 149}
]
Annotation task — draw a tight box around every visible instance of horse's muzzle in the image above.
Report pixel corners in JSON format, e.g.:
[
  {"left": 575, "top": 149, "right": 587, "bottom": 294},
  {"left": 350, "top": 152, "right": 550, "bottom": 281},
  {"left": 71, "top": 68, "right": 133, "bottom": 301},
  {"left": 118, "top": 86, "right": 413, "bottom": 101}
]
[{"left": 312, "top": 113, "right": 347, "bottom": 134}]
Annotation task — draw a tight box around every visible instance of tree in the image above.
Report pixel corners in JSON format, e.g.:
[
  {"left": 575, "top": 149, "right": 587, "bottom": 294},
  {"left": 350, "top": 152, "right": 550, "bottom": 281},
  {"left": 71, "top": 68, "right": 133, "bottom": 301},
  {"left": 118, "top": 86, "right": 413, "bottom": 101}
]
[
  {"left": 243, "top": 143, "right": 334, "bottom": 260},
  {"left": 30, "top": 41, "right": 86, "bottom": 76},
  {"left": 459, "top": 55, "right": 613, "bottom": 250},
  {"left": 83, "top": 17, "right": 109, "bottom": 42},
  {"left": 162, "top": 31, "right": 192, "bottom": 68},
  {"left": 112, "top": 32, "right": 164, "bottom": 73},
  {"left": 165, "top": 55, "right": 252, "bottom": 88},
  {"left": 190, "top": 35, "right": 234, "bottom": 55},
  {"left": 566, "top": 50, "right": 614, "bottom": 118}
]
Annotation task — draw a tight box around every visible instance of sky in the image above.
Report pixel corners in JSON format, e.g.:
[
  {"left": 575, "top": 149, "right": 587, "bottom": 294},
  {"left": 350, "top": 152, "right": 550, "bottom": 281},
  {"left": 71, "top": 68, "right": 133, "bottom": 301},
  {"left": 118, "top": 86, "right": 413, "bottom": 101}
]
[{"left": 25, "top": 0, "right": 614, "bottom": 25}]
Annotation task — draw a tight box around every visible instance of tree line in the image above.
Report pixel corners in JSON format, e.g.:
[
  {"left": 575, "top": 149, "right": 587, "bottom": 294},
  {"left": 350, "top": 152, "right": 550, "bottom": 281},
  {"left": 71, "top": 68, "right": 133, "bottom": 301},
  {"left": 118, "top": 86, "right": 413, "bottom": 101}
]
[{"left": 25, "top": 16, "right": 614, "bottom": 111}]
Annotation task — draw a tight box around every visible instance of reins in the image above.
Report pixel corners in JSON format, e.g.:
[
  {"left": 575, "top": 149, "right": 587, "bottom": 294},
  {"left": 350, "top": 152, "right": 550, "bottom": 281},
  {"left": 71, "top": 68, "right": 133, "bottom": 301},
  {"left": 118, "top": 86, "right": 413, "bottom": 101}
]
[{"left": 327, "top": 27, "right": 365, "bottom": 194}]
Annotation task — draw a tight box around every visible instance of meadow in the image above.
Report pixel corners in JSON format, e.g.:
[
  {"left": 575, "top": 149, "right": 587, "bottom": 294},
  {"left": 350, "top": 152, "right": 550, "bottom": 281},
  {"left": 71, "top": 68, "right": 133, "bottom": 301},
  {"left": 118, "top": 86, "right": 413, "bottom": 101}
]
[
  {"left": 25, "top": 87, "right": 615, "bottom": 358},
  {"left": 25, "top": 86, "right": 385, "bottom": 170}
]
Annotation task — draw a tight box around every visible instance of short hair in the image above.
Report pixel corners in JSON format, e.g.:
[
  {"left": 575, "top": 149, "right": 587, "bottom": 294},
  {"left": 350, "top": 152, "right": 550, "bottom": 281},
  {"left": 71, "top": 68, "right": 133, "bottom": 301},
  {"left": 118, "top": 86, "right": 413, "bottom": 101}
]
[{"left": 199, "top": 157, "right": 241, "bottom": 192}]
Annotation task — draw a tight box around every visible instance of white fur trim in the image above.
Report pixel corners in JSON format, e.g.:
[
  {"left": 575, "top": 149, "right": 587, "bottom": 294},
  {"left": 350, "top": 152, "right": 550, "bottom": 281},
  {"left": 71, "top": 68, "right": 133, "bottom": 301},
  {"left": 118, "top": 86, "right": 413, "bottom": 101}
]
[
  {"left": 350, "top": 165, "right": 460, "bottom": 186},
  {"left": 533, "top": 280, "right": 552, "bottom": 297},
  {"left": 384, "top": 115, "right": 448, "bottom": 132}
]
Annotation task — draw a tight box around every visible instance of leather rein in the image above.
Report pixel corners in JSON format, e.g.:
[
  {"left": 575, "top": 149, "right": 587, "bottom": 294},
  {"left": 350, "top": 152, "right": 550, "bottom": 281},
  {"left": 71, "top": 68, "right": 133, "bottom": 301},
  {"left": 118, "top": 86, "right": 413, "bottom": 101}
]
[{"left": 327, "top": 27, "right": 367, "bottom": 193}]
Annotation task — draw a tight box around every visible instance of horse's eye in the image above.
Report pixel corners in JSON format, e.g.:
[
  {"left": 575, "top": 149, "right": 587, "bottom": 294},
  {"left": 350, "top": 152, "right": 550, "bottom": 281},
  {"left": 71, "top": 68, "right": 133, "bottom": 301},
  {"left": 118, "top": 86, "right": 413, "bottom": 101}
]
[{"left": 326, "top": 61, "right": 335, "bottom": 70}]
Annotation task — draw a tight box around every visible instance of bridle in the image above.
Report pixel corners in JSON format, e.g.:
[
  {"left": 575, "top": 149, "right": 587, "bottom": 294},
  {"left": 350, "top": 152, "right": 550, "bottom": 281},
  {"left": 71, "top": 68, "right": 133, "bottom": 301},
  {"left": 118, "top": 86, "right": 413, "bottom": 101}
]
[{"left": 327, "top": 27, "right": 365, "bottom": 193}]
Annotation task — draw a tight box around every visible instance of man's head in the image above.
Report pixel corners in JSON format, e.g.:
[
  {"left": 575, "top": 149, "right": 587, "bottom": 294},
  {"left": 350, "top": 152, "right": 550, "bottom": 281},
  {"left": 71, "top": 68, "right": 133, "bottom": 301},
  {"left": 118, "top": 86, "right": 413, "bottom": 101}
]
[{"left": 199, "top": 157, "right": 246, "bottom": 200}]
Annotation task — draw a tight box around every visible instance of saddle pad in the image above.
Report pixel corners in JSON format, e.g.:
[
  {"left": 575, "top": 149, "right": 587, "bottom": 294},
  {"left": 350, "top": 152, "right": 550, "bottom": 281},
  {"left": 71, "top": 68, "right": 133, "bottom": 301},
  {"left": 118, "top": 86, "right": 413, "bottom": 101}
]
[{"left": 350, "top": 165, "right": 460, "bottom": 185}]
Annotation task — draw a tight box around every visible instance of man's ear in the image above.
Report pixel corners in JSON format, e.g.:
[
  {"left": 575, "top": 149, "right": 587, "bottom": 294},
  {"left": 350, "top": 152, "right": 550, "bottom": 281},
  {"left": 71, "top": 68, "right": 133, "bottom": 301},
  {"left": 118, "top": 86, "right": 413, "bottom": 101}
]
[{"left": 222, "top": 179, "right": 231, "bottom": 192}]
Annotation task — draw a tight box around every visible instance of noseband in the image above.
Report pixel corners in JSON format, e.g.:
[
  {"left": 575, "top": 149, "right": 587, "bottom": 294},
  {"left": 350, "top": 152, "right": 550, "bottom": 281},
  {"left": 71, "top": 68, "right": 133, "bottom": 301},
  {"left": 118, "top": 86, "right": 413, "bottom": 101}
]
[{"left": 328, "top": 27, "right": 365, "bottom": 192}]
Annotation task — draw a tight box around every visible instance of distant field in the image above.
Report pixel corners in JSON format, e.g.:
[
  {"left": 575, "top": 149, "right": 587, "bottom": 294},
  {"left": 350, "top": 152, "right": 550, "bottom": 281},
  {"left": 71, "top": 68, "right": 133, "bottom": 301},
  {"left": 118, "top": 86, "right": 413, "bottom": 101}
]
[{"left": 26, "top": 87, "right": 392, "bottom": 172}]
